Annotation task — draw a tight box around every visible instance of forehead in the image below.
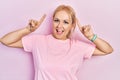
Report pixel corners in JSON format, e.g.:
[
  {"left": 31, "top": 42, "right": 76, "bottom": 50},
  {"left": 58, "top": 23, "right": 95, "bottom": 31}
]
[{"left": 54, "top": 10, "right": 71, "bottom": 20}]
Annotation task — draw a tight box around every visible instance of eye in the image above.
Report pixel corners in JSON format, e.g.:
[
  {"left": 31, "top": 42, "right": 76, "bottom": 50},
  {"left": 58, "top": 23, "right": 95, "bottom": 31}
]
[
  {"left": 64, "top": 20, "right": 69, "bottom": 24},
  {"left": 54, "top": 19, "right": 59, "bottom": 22}
]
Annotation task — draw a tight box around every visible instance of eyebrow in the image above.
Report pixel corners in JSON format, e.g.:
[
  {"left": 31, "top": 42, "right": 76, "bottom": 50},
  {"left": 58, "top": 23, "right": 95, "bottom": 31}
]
[{"left": 54, "top": 18, "right": 70, "bottom": 22}]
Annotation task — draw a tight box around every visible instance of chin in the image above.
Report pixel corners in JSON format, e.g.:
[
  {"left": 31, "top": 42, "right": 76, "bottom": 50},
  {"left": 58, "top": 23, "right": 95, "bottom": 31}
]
[
  {"left": 53, "top": 33, "right": 66, "bottom": 40},
  {"left": 55, "top": 35, "right": 63, "bottom": 39}
]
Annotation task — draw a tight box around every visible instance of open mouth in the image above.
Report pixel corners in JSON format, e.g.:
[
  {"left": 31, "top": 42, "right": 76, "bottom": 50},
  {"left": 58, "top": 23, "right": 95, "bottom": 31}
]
[{"left": 56, "top": 29, "right": 64, "bottom": 35}]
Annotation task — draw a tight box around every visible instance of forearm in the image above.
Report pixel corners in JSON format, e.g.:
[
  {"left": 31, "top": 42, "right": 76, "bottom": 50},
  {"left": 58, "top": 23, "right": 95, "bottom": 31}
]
[
  {"left": 91, "top": 37, "right": 113, "bottom": 54},
  {"left": 0, "top": 26, "right": 31, "bottom": 46},
  {"left": 0, "top": 14, "right": 46, "bottom": 47}
]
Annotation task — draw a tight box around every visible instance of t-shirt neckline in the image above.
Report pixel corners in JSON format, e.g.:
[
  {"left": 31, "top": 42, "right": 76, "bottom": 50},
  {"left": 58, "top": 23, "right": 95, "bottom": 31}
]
[{"left": 48, "top": 34, "right": 70, "bottom": 43}]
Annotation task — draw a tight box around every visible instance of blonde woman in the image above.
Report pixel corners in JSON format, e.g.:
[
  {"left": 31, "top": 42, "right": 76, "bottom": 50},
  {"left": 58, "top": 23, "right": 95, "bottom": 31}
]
[{"left": 0, "top": 5, "right": 113, "bottom": 80}]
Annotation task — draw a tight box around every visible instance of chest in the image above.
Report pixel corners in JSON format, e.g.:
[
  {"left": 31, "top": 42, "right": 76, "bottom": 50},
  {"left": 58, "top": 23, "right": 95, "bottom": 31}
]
[
  {"left": 34, "top": 42, "right": 84, "bottom": 72},
  {"left": 32, "top": 38, "right": 85, "bottom": 74}
]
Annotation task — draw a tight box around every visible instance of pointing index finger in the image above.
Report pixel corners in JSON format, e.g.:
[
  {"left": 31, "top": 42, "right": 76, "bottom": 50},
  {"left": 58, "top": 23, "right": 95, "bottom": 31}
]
[{"left": 38, "top": 14, "right": 46, "bottom": 25}]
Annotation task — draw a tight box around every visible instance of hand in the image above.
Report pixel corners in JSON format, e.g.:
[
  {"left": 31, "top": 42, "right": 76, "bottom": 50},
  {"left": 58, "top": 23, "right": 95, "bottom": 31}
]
[
  {"left": 76, "top": 18, "right": 94, "bottom": 40},
  {"left": 26, "top": 14, "right": 46, "bottom": 32}
]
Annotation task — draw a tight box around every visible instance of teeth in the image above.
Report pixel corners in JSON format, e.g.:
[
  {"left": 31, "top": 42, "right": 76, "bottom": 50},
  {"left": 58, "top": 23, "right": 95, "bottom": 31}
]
[
  {"left": 56, "top": 29, "right": 63, "bottom": 32},
  {"left": 56, "top": 29, "right": 64, "bottom": 35}
]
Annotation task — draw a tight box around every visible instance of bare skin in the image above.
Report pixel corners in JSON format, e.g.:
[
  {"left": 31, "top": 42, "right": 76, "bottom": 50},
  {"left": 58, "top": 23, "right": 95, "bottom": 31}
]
[
  {"left": 0, "top": 12, "right": 113, "bottom": 56},
  {"left": 76, "top": 19, "right": 113, "bottom": 55},
  {"left": 0, "top": 14, "right": 46, "bottom": 48}
]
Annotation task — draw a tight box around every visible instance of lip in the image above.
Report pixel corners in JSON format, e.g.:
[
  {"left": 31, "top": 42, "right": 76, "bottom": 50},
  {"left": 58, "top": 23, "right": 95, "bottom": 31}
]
[{"left": 56, "top": 29, "right": 64, "bottom": 35}]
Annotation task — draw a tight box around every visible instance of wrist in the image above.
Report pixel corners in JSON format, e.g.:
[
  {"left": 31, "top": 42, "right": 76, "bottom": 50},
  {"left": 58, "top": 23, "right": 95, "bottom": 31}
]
[
  {"left": 26, "top": 26, "right": 32, "bottom": 32},
  {"left": 87, "top": 34, "right": 94, "bottom": 40},
  {"left": 90, "top": 34, "right": 97, "bottom": 42},
  {"left": 25, "top": 26, "right": 32, "bottom": 33}
]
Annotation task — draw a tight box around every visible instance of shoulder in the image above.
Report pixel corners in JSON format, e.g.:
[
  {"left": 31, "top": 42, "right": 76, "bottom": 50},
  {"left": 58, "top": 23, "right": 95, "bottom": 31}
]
[
  {"left": 22, "top": 34, "right": 49, "bottom": 45},
  {"left": 70, "top": 38, "right": 95, "bottom": 48},
  {"left": 24, "top": 34, "right": 47, "bottom": 39}
]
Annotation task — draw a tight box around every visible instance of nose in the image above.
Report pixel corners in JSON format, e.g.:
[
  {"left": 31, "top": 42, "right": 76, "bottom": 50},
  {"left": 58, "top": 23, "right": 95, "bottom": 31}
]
[{"left": 57, "top": 22, "right": 63, "bottom": 28}]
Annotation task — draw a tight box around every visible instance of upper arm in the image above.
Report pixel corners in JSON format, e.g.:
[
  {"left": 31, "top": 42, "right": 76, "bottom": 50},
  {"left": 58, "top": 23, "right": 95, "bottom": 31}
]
[{"left": 8, "top": 40, "right": 23, "bottom": 48}]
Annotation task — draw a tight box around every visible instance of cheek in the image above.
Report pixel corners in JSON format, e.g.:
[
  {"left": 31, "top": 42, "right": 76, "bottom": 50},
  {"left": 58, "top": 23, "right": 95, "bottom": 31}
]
[
  {"left": 53, "top": 22, "right": 58, "bottom": 28},
  {"left": 64, "top": 25, "right": 72, "bottom": 31},
  {"left": 52, "top": 22, "right": 58, "bottom": 33}
]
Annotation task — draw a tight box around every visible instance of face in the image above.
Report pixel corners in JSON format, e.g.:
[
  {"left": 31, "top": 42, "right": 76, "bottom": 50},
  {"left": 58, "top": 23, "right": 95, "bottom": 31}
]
[{"left": 52, "top": 10, "right": 73, "bottom": 40}]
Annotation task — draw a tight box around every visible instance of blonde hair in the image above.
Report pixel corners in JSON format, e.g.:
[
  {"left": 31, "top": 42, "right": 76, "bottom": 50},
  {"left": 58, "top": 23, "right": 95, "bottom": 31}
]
[{"left": 53, "top": 5, "right": 76, "bottom": 38}]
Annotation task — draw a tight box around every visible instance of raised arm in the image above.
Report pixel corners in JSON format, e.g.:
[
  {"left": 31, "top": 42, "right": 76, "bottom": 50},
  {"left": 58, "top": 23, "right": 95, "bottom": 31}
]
[
  {"left": 0, "top": 14, "right": 46, "bottom": 48},
  {"left": 76, "top": 19, "right": 113, "bottom": 56}
]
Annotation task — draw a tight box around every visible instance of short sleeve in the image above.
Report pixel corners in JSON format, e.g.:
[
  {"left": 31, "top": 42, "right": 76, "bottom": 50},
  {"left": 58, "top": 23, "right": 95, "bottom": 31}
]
[
  {"left": 83, "top": 43, "right": 95, "bottom": 59},
  {"left": 75, "top": 40, "right": 96, "bottom": 59},
  {"left": 22, "top": 35, "right": 36, "bottom": 52}
]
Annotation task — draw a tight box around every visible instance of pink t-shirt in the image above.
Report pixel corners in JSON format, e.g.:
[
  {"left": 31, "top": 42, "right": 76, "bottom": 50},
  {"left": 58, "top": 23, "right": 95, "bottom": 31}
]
[{"left": 22, "top": 34, "right": 95, "bottom": 80}]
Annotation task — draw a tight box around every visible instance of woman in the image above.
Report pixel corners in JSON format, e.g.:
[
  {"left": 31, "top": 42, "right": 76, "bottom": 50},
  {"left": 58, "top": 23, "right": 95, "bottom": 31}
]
[{"left": 0, "top": 5, "right": 113, "bottom": 80}]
